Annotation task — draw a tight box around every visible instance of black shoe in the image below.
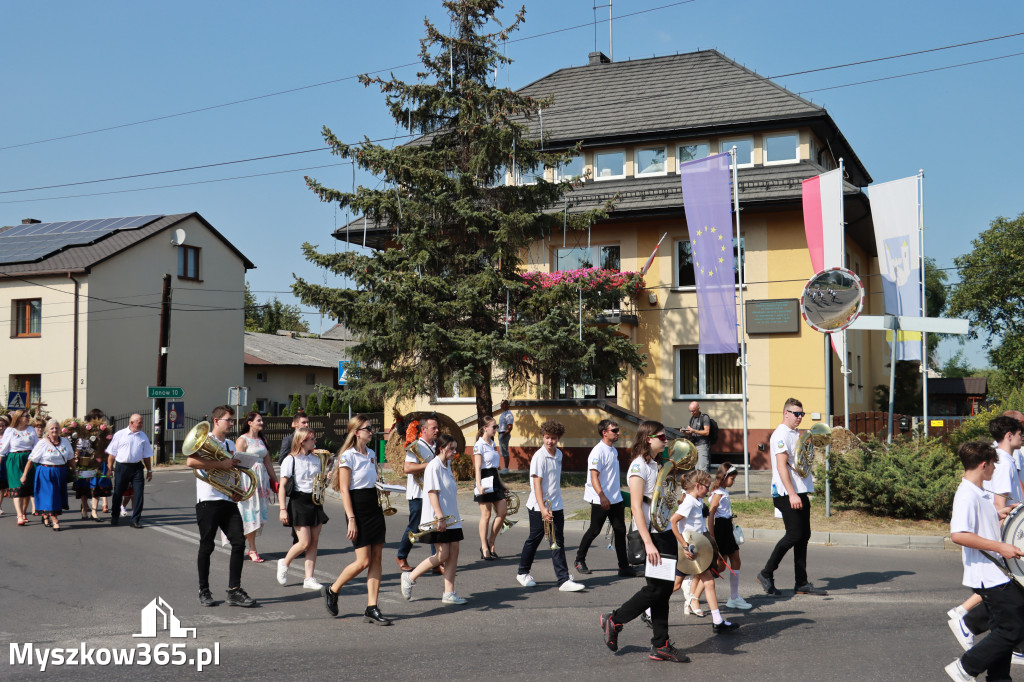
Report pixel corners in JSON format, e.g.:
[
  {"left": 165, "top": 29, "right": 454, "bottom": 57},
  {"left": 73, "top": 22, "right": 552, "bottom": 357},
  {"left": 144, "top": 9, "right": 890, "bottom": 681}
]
[
  {"left": 574, "top": 559, "right": 592, "bottom": 575},
  {"left": 322, "top": 585, "right": 339, "bottom": 617},
  {"left": 226, "top": 588, "right": 258, "bottom": 608},
  {"left": 618, "top": 566, "right": 638, "bottom": 578},
  {"left": 795, "top": 583, "right": 828, "bottom": 596},
  {"left": 480, "top": 549, "right": 495, "bottom": 561},
  {"left": 198, "top": 589, "right": 215, "bottom": 607},
  {"left": 649, "top": 641, "right": 690, "bottom": 663},
  {"left": 130, "top": 521, "right": 144, "bottom": 529},
  {"left": 756, "top": 571, "right": 781, "bottom": 596},
  {"left": 712, "top": 620, "right": 740, "bottom": 634},
  {"left": 601, "top": 612, "right": 622, "bottom": 652},
  {"left": 639, "top": 611, "right": 653, "bottom": 629},
  {"left": 363, "top": 605, "right": 392, "bottom": 626}
]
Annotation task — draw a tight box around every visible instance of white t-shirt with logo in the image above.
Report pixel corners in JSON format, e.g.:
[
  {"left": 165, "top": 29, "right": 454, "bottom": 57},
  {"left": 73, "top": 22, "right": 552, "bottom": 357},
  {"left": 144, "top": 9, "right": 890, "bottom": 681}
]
[
  {"left": 195, "top": 435, "right": 235, "bottom": 503},
  {"left": 338, "top": 447, "right": 376, "bottom": 490},
  {"left": 950, "top": 478, "right": 1009, "bottom": 589},
  {"left": 405, "top": 438, "right": 436, "bottom": 500},
  {"left": 584, "top": 441, "right": 623, "bottom": 505},
  {"left": 473, "top": 438, "right": 501, "bottom": 469},
  {"left": 419, "top": 457, "right": 462, "bottom": 529},
  {"left": 627, "top": 456, "right": 659, "bottom": 526},
  {"left": 526, "top": 447, "right": 563, "bottom": 512},
  {"left": 769, "top": 423, "right": 814, "bottom": 496}
]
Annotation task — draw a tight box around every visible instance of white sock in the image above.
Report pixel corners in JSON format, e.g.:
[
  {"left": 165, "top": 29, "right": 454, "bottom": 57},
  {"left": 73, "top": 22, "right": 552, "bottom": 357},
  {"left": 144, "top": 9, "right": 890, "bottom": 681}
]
[
  {"left": 712, "top": 609, "right": 722, "bottom": 624},
  {"left": 952, "top": 605, "right": 967, "bottom": 617},
  {"left": 730, "top": 570, "right": 740, "bottom": 600},
  {"left": 682, "top": 576, "right": 693, "bottom": 596},
  {"left": 645, "top": 607, "right": 651, "bottom": 618}
]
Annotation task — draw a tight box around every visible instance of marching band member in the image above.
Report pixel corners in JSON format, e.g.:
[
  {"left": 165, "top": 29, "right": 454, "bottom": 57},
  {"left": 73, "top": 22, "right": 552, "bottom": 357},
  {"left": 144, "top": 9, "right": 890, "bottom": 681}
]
[
  {"left": 23, "top": 419, "right": 74, "bottom": 531},
  {"left": 277, "top": 427, "right": 327, "bottom": 591},
  {"left": 1, "top": 410, "right": 39, "bottom": 526},
  {"left": 574, "top": 419, "right": 634, "bottom": 578},
  {"left": 187, "top": 405, "right": 258, "bottom": 608},
  {"left": 322, "top": 415, "right": 392, "bottom": 625},
  {"left": 395, "top": 417, "right": 438, "bottom": 572},
  {"left": 601, "top": 420, "right": 688, "bottom": 662},
  {"left": 401, "top": 433, "right": 467, "bottom": 605},
  {"left": 708, "top": 463, "right": 752, "bottom": 610},
  {"left": 473, "top": 416, "right": 508, "bottom": 560}
]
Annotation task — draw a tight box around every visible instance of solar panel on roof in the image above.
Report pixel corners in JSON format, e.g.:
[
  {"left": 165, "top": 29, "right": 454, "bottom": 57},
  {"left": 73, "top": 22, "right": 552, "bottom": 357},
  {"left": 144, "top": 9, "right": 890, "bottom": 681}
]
[{"left": 0, "top": 214, "right": 163, "bottom": 264}]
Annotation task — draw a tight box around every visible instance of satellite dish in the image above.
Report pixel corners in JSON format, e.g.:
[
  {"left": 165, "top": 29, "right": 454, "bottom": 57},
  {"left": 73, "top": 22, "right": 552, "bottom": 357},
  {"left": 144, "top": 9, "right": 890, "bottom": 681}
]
[
  {"left": 171, "top": 228, "right": 187, "bottom": 246},
  {"left": 800, "top": 267, "right": 864, "bottom": 333}
]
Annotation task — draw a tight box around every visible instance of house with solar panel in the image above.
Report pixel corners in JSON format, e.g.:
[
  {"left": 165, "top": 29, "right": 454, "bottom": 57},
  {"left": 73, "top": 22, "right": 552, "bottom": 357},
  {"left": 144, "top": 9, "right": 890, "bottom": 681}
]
[
  {"left": 0, "top": 213, "right": 254, "bottom": 422},
  {"left": 333, "top": 49, "right": 893, "bottom": 470}
]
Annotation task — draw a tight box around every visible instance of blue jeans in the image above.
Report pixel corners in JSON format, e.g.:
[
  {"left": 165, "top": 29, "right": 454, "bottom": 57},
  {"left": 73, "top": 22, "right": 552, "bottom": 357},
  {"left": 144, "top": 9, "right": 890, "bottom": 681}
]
[
  {"left": 498, "top": 433, "right": 511, "bottom": 467},
  {"left": 396, "top": 497, "right": 434, "bottom": 560},
  {"left": 517, "top": 508, "right": 569, "bottom": 585}
]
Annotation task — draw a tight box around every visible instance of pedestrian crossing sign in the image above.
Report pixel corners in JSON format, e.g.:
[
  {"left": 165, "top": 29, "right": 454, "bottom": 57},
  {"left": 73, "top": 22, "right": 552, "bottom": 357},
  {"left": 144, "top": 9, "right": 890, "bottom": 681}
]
[{"left": 7, "top": 392, "right": 26, "bottom": 410}]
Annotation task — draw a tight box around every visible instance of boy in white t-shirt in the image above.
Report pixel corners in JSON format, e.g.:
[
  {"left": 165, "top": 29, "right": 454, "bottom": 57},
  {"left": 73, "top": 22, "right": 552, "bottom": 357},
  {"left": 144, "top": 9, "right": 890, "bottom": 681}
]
[
  {"left": 944, "top": 441, "right": 1024, "bottom": 682},
  {"left": 515, "top": 420, "right": 585, "bottom": 592}
]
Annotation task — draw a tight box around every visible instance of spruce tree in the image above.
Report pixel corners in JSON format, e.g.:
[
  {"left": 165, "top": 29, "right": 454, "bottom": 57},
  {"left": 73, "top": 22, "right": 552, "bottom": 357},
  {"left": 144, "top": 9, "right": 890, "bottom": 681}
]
[{"left": 294, "top": 0, "right": 645, "bottom": 426}]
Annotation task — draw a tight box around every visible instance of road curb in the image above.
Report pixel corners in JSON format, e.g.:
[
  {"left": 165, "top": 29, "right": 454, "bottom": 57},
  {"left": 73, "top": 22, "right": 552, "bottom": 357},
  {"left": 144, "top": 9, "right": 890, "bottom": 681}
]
[{"left": 746, "top": 526, "right": 951, "bottom": 551}]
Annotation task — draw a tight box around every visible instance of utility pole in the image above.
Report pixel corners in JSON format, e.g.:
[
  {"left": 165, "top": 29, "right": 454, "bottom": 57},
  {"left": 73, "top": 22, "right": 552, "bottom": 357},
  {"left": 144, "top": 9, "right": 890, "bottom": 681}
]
[{"left": 155, "top": 274, "right": 172, "bottom": 463}]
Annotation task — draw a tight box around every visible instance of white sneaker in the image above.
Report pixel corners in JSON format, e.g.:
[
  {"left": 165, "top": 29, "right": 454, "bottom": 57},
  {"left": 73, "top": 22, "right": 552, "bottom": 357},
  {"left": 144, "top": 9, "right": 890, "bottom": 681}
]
[
  {"left": 1013, "top": 651, "right": 1024, "bottom": 666},
  {"left": 516, "top": 573, "right": 536, "bottom": 587},
  {"left": 401, "top": 572, "right": 415, "bottom": 600},
  {"left": 441, "top": 591, "right": 467, "bottom": 604},
  {"left": 120, "top": 507, "right": 130, "bottom": 517},
  {"left": 276, "top": 559, "right": 288, "bottom": 586},
  {"left": 947, "top": 607, "right": 965, "bottom": 620},
  {"left": 726, "top": 597, "right": 753, "bottom": 610},
  {"left": 558, "top": 579, "right": 585, "bottom": 592},
  {"left": 302, "top": 578, "right": 322, "bottom": 590},
  {"left": 944, "top": 659, "right": 975, "bottom": 681},
  {"left": 947, "top": 615, "right": 975, "bottom": 651}
]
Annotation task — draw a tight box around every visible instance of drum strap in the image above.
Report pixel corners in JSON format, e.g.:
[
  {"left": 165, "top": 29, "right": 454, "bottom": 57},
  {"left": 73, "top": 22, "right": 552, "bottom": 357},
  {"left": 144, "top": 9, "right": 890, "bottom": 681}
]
[{"left": 979, "top": 550, "right": 1024, "bottom": 591}]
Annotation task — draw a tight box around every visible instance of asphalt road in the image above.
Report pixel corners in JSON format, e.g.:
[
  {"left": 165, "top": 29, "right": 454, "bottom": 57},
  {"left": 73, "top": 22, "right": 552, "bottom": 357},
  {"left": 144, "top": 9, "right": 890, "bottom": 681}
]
[{"left": 1, "top": 469, "right": 970, "bottom": 680}]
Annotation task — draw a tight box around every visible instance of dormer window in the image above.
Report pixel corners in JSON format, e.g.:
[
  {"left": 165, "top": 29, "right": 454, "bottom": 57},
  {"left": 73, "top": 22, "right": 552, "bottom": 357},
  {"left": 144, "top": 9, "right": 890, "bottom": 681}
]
[
  {"left": 635, "top": 146, "right": 667, "bottom": 177},
  {"left": 764, "top": 132, "right": 799, "bottom": 165},
  {"left": 719, "top": 137, "right": 753, "bottom": 168},
  {"left": 553, "top": 155, "right": 584, "bottom": 182},
  {"left": 677, "top": 143, "right": 711, "bottom": 170},
  {"left": 594, "top": 150, "right": 626, "bottom": 180}
]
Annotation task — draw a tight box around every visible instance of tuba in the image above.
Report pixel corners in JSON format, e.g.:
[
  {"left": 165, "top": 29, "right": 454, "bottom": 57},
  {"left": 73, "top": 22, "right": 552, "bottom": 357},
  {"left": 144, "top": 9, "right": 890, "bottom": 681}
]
[
  {"left": 793, "top": 423, "right": 832, "bottom": 478},
  {"left": 311, "top": 449, "right": 336, "bottom": 506},
  {"left": 183, "top": 421, "right": 257, "bottom": 501},
  {"left": 650, "top": 438, "right": 696, "bottom": 533}
]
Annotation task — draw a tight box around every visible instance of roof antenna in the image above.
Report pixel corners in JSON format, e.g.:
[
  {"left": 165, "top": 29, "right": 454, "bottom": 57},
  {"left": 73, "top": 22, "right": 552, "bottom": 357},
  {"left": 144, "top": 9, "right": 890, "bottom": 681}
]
[{"left": 592, "top": 1, "right": 613, "bottom": 60}]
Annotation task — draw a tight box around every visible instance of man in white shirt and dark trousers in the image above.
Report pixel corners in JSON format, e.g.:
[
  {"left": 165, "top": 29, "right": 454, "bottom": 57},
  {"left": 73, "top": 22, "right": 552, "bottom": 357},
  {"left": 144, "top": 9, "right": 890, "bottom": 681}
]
[
  {"left": 945, "top": 440, "right": 1024, "bottom": 681},
  {"left": 395, "top": 417, "right": 438, "bottom": 572},
  {"left": 516, "top": 420, "right": 584, "bottom": 592},
  {"left": 187, "top": 405, "right": 257, "bottom": 608},
  {"left": 574, "top": 419, "right": 635, "bottom": 577},
  {"left": 756, "top": 398, "right": 827, "bottom": 597},
  {"left": 107, "top": 413, "right": 153, "bottom": 528}
]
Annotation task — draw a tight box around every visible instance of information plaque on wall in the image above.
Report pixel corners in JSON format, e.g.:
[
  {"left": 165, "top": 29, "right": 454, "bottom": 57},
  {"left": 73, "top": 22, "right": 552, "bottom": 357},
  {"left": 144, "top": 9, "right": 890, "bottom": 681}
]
[{"left": 746, "top": 299, "right": 800, "bottom": 334}]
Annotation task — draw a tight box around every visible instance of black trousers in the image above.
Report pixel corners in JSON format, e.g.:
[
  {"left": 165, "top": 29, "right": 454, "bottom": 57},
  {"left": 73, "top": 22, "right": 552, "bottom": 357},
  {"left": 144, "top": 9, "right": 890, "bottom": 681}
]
[
  {"left": 612, "top": 530, "right": 677, "bottom": 646},
  {"left": 962, "top": 581, "right": 1024, "bottom": 680},
  {"left": 196, "top": 500, "right": 246, "bottom": 591},
  {"left": 762, "top": 493, "right": 811, "bottom": 587},
  {"left": 111, "top": 461, "right": 145, "bottom": 525},
  {"left": 518, "top": 509, "right": 569, "bottom": 585},
  {"left": 576, "top": 500, "right": 628, "bottom": 569}
]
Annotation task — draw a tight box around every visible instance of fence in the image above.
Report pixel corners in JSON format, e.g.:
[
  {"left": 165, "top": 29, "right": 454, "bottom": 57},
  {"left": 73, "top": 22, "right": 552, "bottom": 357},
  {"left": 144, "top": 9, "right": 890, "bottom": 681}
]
[{"left": 833, "top": 412, "right": 970, "bottom": 441}]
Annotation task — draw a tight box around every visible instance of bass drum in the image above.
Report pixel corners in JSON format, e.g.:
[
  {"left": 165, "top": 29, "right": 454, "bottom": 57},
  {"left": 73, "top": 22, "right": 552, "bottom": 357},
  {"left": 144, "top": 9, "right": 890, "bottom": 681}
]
[{"left": 1003, "top": 505, "right": 1024, "bottom": 582}]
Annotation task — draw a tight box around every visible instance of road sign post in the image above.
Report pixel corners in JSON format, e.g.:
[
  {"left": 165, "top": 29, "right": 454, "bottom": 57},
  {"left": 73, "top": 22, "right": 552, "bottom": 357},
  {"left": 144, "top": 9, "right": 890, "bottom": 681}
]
[
  {"left": 7, "top": 392, "right": 26, "bottom": 410},
  {"left": 147, "top": 386, "right": 184, "bottom": 399}
]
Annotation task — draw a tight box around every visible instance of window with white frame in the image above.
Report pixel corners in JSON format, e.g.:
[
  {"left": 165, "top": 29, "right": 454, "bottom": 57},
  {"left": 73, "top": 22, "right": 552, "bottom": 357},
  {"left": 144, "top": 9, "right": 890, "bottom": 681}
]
[
  {"left": 764, "top": 132, "right": 799, "bottom": 165},
  {"left": 516, "top": 163, "right": 544, "bottom": 185},
  {"left": 676, "top": 348, "right": 742, "bottom": 398},
  {"left": 436, "top": 378, "right": 477, "bottom": 402},
  {"left": 553, "top": 154, "right": 584, "bottom": 182},
  {"left": 675, "top": 237, "right": 745, "bottom": 288},
  {"left": 635, "top": 146, "right": 667, "bottom": 176},
  {"left": 677, "top": 142, "right": 711, "bottom": 170},
  {"left": 719, "top": 137, "right": 753, "bottom": 168},
  {"left": 557, "top": 377, "right": 617, "bottom": 401},
  {"left": 555, "top": 244, "right": 620, "bottom": 272},
  {"left": 594, "top": 150, "right": 625, "bottom": 180}
]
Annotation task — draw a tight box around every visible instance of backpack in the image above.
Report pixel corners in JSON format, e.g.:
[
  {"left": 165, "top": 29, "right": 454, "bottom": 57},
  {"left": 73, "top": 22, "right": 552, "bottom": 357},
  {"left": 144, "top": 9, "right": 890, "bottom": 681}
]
[{"left": 707, "top": 417, "right": 720, "bottom": 446}]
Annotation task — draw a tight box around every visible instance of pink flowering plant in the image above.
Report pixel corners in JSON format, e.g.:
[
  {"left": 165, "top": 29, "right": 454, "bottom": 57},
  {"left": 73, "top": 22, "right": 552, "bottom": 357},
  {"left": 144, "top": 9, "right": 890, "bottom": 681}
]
[{"left": 521, "top": 268, "right": 645, "bottom": 299}]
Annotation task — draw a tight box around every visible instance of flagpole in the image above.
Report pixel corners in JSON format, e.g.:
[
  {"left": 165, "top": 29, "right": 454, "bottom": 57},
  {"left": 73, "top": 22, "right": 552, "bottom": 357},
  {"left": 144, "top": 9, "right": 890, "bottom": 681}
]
[
  {"left": 919, "top": 169, "right": 929, "bottom": 438},
  {"left": 730, "top": 146, "right": 750, "bottom": 499},
  {"left": 839, "top": 158, "right": 850, "bottom": 433}
]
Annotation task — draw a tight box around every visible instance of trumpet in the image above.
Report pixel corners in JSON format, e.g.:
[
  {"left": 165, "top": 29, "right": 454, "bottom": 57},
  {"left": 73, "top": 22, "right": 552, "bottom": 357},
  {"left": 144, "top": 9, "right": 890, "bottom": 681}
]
[
  {"left": 376, "top": 464, "right": 398, "bottom": 516},
  {"left": 311, "top": 449, "right": 336, "bottom": 506},
  {"left": 543, "top": 499, "right": 559, "bottom": 550},
  {"left": 183, "top": 421, "right": 257, "bottom": 501},
  {"left": 408, "top": 515, "right": 456, "bottom": 544}
]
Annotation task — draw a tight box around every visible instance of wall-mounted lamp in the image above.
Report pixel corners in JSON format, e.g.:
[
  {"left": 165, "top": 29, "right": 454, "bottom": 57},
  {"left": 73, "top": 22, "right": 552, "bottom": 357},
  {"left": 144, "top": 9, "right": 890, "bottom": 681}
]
[{"left": 648, "top": 292, "right": 658, "bottom": 305}]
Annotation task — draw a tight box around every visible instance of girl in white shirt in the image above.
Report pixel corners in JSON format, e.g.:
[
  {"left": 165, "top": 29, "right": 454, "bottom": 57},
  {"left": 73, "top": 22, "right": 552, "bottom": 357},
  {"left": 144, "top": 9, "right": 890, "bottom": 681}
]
[
  {"left": 670, "top": 470, "right": 737, "bottom": 633},
  {"left": 402, "top": 433, "right": 467, "bottom": 605},
  {"left": 473, "top": 416, "right": 508, "bottom": 560},
  {"left": 708, "top": 463, "right": 751, "bottom": 610},
  {"left": 2, "top": 410, "right": 39, "bottom": 526},
  {"left": 278, "top": 427, "right": 328, "bottom": 591}
]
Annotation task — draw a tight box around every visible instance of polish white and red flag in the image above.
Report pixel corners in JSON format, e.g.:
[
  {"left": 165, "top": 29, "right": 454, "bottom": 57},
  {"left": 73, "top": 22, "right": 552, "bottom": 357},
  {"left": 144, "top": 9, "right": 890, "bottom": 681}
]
[{"left": 802, "top": 169, "right": 845, "bottom": 359}]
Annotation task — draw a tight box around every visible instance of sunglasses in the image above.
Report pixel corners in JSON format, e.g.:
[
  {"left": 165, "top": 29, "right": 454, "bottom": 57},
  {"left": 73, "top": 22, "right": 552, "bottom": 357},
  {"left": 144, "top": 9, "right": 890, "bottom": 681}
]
[
  {"left": 608, "top": 427, "right": 620, "bottom": 433},
  {"left": 787, "top": 411, "right": 806, "bottom": 418},
  {"left": 650, "top": 433, "right": 667, "bottom": 440},
  {"left": 357, "top": 426, "right": 373, "bottom": 433}
]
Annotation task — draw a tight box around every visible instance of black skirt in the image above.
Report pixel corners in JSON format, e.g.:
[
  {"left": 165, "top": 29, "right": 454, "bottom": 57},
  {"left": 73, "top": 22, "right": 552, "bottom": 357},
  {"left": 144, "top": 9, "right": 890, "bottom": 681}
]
[
  {"left": 419, "top": 527, "right": 464, "bottom": 545},
  {"left": 473, "top": 467, "right": 506, "bottom": 503},
  {"left": 288, "top": 491, "right": 329, "bottom": 528},
  {"left": 713, "top": 516, "right": 739, "bottom": 556},
  {"left": 349, "top": 487, "right": 385, "bottom": 549}
]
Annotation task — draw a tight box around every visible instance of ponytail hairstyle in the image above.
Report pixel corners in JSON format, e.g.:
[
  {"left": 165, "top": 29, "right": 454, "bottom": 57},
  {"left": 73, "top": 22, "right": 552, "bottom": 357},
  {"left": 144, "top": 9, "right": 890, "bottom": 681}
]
[
  {"left": 436, "top": 433, "right": 457, "bottom": 457},
  {"left": 340, "top": 415, "right": 370, "bottom": 454},
  {"left": 682, "top": 469, "right": 712, "bottom": 494},
  {"left": 712, "top": 463, "right": 738, "bottom": 491},
  {"left": 477, "top": 416, "right": 496, "bottom": 440},
  {"left": 631, "top": 420, "right": 665, "bottom": 463}
]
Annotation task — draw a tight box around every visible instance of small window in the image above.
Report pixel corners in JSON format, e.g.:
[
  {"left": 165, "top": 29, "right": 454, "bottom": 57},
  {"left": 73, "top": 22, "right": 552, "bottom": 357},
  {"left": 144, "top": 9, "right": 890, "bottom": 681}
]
[
  {"left": 764, "top": 132, "right": 799, "bottom": 165},
  {"left": 635, "top": 147, "right": 667, "bottom": 176},
  {"left": 553, "top": 155, "right": 584, "bottom": 182},
  {"left": 255, "top": 398, "right": 269, "bottom": 413},
  {"left": 719, "top": 137, "right": 753, "bottom": 168},
  {"left": 675, "top": 238, "right": 744, "bottom": 288},
  {"left": 12, "top": 299, "right": 41, "bottom": 337},
  {"left": 305, "top": 373, "right": 315, "bottom": 385},
  {"left": 178, "top": 245, "right": 201, "bottom": 280},
  {"left": 676, "top": 348, "right": 741, "bottom": 398},
  {"left": 436, "top": 378, "right": 477, "bottom": 402},
  {"left": 516, "top": 164, "right": 544, "bottom": 185},
  {"left": 594, "top": 150, "right": 625, "bottom": 180},
  {"left": 256, "top": 372, "right": 268, "bottom": 383},
  {"left": 677, "top": 143, "right": 711, "bottom": 170},
  {"left": 9, "top": 374, "right": 41, "bottom": 407},
  {"left": 556, "top": 378, "right": 617, "bottom": 401}
]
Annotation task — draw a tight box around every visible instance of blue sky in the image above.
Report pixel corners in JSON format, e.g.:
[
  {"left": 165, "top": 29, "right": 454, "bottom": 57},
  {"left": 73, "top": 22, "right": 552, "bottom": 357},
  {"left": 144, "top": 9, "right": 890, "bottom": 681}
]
[{"left": 2, "top": 0, "right": 1021, "bottom": 368}]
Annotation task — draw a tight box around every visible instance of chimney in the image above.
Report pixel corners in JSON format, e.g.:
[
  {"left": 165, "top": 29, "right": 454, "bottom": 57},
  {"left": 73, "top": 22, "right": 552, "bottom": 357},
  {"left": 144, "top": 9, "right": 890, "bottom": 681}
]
[
  {"left": 588, "top": 51, "right": 610, "bottom": 66},
  {"left": 21, "top": 218, "right": 41, "bottom": 224}
]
